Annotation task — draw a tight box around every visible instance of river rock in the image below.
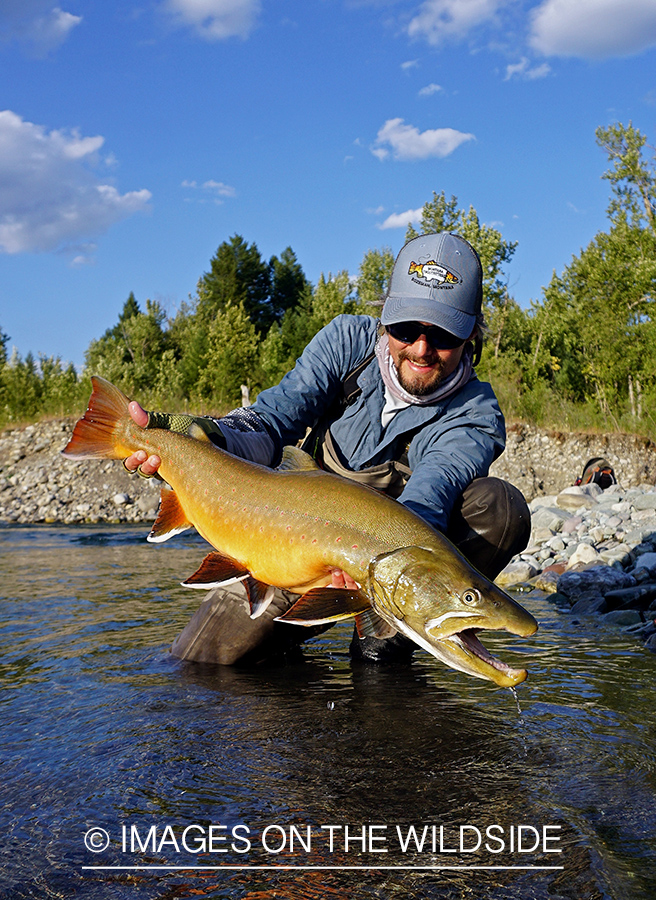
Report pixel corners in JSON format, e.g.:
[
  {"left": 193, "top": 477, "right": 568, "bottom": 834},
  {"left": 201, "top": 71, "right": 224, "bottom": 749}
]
[
  {"left": 603, "top": 584, "right": 656, "bottom": 612},
  {"left": 558, "top": 565, "right": 635, "bottom": 600},
  {"left": 571, "top": 595, "right": 608, "bottom": 615},
  {"left": 604, "top": 609, "right": 644, "bottom": 627},
  {"left": 567, "top": 543, "right": 601, "bottom": 568},
  {"left": 633, "top": 552, "right": 656, "bottom": 573},
  {"left": 531, "top": 506, "right": 571, "bottom": 533},
  {"left": 496, "top": 561, "right": 538, "bottom": 586}
]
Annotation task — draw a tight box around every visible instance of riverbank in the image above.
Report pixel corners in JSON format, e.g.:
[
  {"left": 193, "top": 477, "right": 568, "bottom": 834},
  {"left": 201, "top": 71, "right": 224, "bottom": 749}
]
[
  {"left": 3, "top": 416, "right": 656, "bottom": 525},
  {"left": 0, "top": 418, "right": 161, "bottom": 526}
]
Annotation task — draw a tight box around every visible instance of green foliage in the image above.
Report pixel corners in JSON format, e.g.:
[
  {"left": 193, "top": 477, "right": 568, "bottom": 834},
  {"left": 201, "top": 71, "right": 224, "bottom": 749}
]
[
  {"left": 0, "top": 346, "right": 85, "bottom": 425},
  {"left": 0, "top": 327, "right": 8, "bottom": 367},
  {"left": 84, "top": 296, "right": 168, "bottom": 395},
  {"left": 269, "top": 246, "right": 311, "bottom": 321},
  {"left": 196, "top": 302, "right": 261, "bottom": 411},
  {"left": 355, "top": 247, "right": 395, "bottom": 316},
  {"left": 6, "top": 127, "right": 656, "bottom": 443},
  {"left": 258, "top": 274, "right": 357, "bottom": 389},
  {"left": 596, "top": 122, "right": 655, "bottom": 231},
  {"left": 197, "top": 235, "right": 272, "bottom": 332},
  {"left": 311, "top": 271, "right": 357, "bottom": 330}
]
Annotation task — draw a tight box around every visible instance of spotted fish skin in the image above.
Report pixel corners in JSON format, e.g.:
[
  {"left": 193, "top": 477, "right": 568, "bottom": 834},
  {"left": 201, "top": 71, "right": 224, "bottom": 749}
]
[{"left": 62, "top": 376, "right": 537, "bottom": 686}]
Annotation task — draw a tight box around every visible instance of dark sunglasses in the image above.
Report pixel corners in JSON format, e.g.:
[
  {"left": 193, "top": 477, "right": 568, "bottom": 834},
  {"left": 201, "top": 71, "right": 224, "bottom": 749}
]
[{"left": 386, "top": 321, "right": 465, "bottom": 350}]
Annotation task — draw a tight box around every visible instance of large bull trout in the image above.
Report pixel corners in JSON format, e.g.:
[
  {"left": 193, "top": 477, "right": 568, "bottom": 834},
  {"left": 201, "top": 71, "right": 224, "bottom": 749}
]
[{"left": 62, "top": 377, "right": 538, "bottom": 687}]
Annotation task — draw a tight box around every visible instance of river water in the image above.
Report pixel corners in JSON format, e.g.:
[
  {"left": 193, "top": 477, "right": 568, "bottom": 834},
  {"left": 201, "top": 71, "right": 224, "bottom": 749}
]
[{"left": 1, "top": 524, "right": 655, "bottom": 900}]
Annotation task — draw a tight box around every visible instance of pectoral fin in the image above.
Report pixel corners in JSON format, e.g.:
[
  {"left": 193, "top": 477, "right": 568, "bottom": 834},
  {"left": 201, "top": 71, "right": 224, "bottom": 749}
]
[
  {"left": 148, "top": 486, "right": 192, "bottom": 542},
  {"left": 181, "top": 552, "right": 249, "bottom": 589},
  {"left": 355, "top": 608, "right": 398, "bottom": 640},
  {"left": 275, "top": 587, "right": 371, "bottom": 625}
]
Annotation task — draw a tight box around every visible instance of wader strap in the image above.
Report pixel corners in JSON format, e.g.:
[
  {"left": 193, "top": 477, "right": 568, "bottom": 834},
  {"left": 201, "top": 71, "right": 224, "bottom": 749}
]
[
  {"left": 300, "top": 348, "right": 413, "bottom": 499},
  {"left": 319, "top": 429, "right": 412, "bottom": 499},
  {"left": 300, "top": 351, "right": 375, "bottom": 461}
]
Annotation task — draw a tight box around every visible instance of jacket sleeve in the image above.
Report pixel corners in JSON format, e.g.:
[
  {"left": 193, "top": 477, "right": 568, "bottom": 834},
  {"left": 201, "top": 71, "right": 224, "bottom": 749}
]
[
  {"left": 251, "top": 315, "right": 377, "bottom": 461},
  {"left": 398, "top": 379, "right": 506, "bottom": 533}
]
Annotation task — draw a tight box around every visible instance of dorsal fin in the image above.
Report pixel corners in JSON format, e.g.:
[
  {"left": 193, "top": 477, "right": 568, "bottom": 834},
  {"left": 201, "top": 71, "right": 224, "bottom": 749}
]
[
  {"left": 275, "top": 587, "right": 370, "bottom": 625},
  {"left": 181, "top": 552, "right": 249, "bottom": 588},
  {"left": 188, "top": 422, "right": 211, "bottom": 442},
  {"left": 147, "top": 487, "right": 192, "bottom": 543},
  {"left": 277, "top": 446, "right": 320, "bottom": 472}
]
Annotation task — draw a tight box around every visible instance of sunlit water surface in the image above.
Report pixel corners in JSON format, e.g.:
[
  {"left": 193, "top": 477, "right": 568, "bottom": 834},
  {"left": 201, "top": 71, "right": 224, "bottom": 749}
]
[{"left": 1, "top": 524, "right": 656, "bottom": 900}]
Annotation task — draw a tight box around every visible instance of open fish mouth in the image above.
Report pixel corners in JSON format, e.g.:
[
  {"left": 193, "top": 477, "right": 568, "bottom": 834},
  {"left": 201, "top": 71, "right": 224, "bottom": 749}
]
[{"left": 441, "top": 627, "right": 529, "bottom": 687}]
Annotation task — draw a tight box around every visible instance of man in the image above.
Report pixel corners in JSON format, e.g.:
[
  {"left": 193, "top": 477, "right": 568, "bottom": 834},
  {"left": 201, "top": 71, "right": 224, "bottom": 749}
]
[{"left": 125, "top": 232, "right": 530, "bottom": 664}]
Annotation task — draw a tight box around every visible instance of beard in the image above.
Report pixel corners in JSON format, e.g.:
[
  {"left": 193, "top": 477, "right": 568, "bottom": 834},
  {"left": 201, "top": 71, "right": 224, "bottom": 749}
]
[{"left": 395, "top": 349, "right": 447, "bottom": 397}]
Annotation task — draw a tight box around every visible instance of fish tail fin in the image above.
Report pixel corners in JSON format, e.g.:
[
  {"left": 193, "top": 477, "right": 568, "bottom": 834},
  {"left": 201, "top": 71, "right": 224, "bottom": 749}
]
[{"left": 61, "top": 376, "right": 132, "bottom": 460}]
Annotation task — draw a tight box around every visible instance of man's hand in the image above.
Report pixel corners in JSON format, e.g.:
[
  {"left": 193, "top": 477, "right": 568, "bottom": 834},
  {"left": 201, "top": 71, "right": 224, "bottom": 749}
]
[
  {"left": 124, "top": 401, "right": 161, "bottom": 476},
  {"left": 329, "top": 568, "right": 360, "bottom": 591}
]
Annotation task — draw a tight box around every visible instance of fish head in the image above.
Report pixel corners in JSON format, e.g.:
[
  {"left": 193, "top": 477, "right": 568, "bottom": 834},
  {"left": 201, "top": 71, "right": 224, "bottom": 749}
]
[{"left": 368, "top": 546, "right": 538, "bottom": 688}]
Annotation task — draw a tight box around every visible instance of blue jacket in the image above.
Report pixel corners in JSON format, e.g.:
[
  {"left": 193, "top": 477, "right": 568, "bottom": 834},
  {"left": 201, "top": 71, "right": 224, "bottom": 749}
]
[{"left": 250, "top": 315, "right": 505, "bottom": 533}]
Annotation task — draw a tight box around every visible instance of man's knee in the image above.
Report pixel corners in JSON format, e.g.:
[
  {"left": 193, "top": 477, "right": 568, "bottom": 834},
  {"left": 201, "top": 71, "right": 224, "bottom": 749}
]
[
  {"left": 171, "top": 583, "right": 328, "bottom": 665},
  {"left": 446, "top": 477, "right": 530, "bottom": 580}
]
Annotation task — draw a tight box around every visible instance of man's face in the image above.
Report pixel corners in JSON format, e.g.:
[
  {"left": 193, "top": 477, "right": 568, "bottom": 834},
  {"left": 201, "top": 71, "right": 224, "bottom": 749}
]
[{"left": 387, "top": 322, "right": 469, "bottom": 397}]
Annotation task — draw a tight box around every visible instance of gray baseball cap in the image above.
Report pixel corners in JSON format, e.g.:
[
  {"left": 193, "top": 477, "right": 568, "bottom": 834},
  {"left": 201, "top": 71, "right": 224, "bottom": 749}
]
[{"left": 381, "top": 232, "right": 483, "bottom": 340}]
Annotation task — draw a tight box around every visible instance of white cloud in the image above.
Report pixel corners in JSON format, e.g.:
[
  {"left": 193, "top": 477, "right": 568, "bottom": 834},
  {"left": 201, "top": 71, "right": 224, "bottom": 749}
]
[
  {"left": 401, "top": 58, "right": 420, "bottom": 70},
  {"left": 504, "top": 56, "right": 551, "bottom": 80},
  {"left": 378, "top": 207, "right": 424, "bottom": 229},
  {"left": 163, "top": 0, "right": 262, "bottom": 40},
  {"left": 418, "top": 82, "right": 443, "bottom": 96},
  {"left": 371, "top": 118, "right": 474, "bottom": 161},
  {"left": 407, "top": 0, "right": 505, "bottom": 45},
  {"left": 0, "top": 111, "right": 151, "bottom": 255},
  {"left": 529, "top": 0, "right": 656, "bottom": 59},
  {"left": 0, "top": 2, "right": 81, "bottom": 53},
  {"left": 182, "top": 178, "right": 236, "bottom": 202}
]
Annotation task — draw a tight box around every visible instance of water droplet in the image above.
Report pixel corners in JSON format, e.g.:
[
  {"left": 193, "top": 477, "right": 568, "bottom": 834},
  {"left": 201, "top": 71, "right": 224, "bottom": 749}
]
[{"left": 327, "top": 701, "right": 335, "bottom": 710}]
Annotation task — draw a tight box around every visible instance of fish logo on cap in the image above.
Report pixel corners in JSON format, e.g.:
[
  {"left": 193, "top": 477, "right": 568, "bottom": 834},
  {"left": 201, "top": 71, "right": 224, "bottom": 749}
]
[{"left": 408, "top": 259, "right": 461, "bottom": 286}]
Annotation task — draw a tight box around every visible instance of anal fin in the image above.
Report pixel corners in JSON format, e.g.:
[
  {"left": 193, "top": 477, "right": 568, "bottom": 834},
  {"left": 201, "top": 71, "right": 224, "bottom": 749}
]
[
  {"left": 275, "top": 587, "right": 371, "bottom": 626},
  {"left": 182, "top": 551, "right": 249, "bottom": 589},
  {"left": 148, "top": 486, "right": 192, "bottom": 543}
]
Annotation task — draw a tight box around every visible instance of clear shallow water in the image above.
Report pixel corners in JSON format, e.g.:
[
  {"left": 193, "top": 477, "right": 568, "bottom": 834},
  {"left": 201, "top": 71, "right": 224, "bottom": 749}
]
[{"left": 1, "top": 524, "right": 656, "bottom": 900}]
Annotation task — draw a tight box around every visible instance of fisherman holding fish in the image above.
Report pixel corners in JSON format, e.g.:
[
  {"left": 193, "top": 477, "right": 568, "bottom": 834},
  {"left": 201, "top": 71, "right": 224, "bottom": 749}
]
[{"left": 122, "top": 233, "right": 531, "bottom": 667}]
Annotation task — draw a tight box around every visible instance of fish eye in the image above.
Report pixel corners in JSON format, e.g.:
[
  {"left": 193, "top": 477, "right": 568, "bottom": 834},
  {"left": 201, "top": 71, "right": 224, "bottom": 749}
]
[{"left": 462, "top": 588, "right": 481, "bottom": 605}]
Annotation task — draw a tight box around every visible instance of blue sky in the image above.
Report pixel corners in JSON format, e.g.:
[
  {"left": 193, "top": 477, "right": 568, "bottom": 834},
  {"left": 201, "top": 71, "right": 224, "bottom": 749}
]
[{"left": 1, "top": 0, "right": 656, "bottom": 368}]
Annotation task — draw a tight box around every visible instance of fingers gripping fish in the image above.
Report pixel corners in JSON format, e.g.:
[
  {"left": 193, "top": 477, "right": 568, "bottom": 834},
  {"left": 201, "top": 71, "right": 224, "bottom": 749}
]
[{"left": 62, "top": 377, "right": 538, "bottom": 687}]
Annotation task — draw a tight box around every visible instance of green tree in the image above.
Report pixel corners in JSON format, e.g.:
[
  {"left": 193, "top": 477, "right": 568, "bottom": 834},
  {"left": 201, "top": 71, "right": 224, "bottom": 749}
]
[
  {"left": 1, "top": 350, "right": 42, "bottom": 422},
  {"left": 197, "top": 302, "right": 261, "bottom": 409},
  {"left": 311, "top": 271, "right": 357, "bottom": 330},
  {"left": 258, "top": 285, "right": 318, "bottom": 389},
  {"left": 84, "top": 296, "right": 168, "bottom": 394},
  {"left": 197, "top": 235, "right": 273, "bottom": 332},
  {"left": 269, "top": 246, "right": 311, "bottom": 322},
  {"left": 596, "top": 122, "right": 655, "bottom": 232},
  {"left": 405, "top": 191, "right": 461, "bottom": 242},
  {"left": 167, "top": 298, "right": 210, "bottom": 398},
  {"left": 355, "top": 247, "right": 395, "bottom": 316},
  {"left": 0, "top": 327, "right": 8, "bottom": 366}
]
